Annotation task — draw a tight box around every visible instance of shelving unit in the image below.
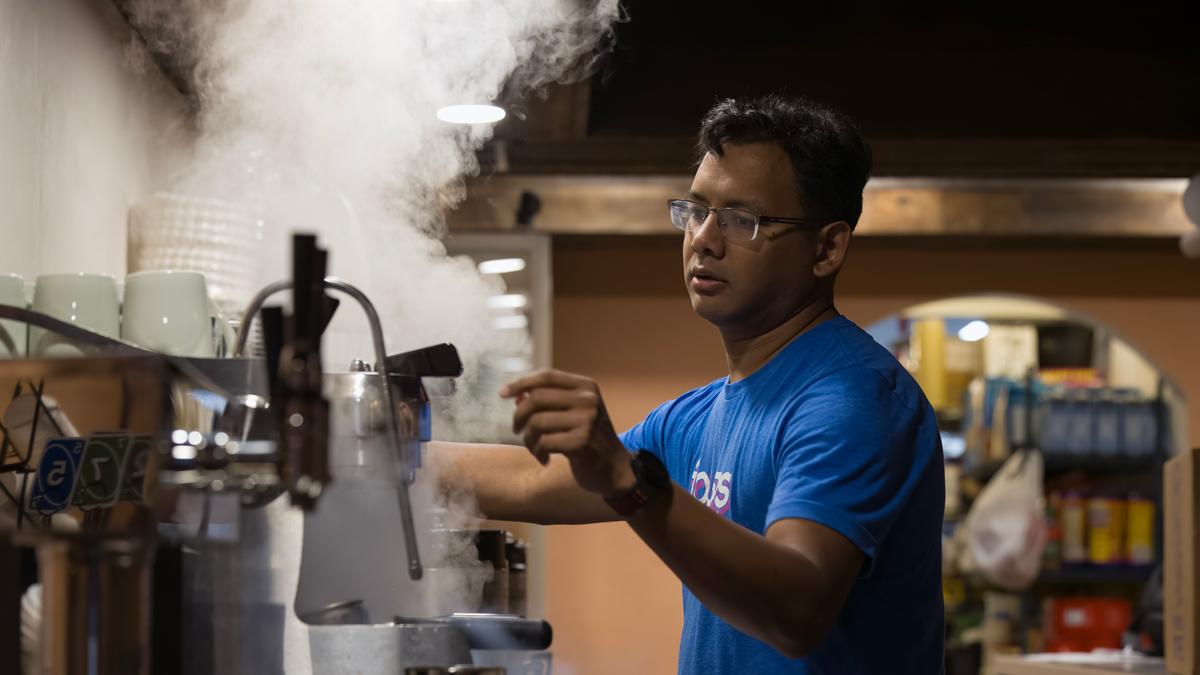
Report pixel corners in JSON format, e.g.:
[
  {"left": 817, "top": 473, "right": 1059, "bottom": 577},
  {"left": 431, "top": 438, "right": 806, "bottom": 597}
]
[
  {"left": 1008, "top": 377, "right": 1169, "bottom": 654},
  {"left": 1036, "top": 566, "right": 1156, "bottom": 585},
  {"left": 963, "top": 454, "right": 1160, "bottom": 482}
]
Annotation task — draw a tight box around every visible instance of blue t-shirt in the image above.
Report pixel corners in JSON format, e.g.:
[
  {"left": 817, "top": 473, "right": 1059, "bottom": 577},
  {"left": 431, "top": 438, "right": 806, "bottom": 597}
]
[{"left": 619, "top": 315, "right": 944, "bottom": 674}]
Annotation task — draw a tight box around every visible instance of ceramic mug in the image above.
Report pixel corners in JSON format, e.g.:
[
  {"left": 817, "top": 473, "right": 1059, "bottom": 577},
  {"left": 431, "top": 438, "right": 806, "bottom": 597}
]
[
  {"left": 0, "top": 274, "right": 27, "bottom": 358},
  {"left": 31, "top": 273, "right": 121, "bottom": 357},
  {"left": 121, "top": 270, "right": 233, "bottom": 357}
]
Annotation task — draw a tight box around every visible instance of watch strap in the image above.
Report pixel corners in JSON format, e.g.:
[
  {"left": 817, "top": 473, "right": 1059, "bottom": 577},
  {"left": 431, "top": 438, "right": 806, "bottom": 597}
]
[{"left": 604, "top": 451, "right": 666, "bottom": 517}]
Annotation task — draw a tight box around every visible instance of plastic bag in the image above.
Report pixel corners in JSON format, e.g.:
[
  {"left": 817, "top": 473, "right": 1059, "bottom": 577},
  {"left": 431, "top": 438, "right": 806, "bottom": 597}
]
[{"left": 964, "top": 449, "right": 1047, "bottom": 590}]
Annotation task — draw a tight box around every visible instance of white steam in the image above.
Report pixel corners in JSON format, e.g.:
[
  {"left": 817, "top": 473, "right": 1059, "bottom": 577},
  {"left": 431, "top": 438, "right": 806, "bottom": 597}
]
[
  {"left": 130, "top": 0, "right": 618, "bottom": 431},
  {"left": 126, "top": 0, "right": 619, "bottom": 621}
]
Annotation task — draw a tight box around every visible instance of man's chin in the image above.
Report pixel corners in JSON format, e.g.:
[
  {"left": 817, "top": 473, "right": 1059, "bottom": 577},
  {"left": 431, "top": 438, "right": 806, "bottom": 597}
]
[{"left": 690, "top": 295, "right": 741, "bottom": 326}]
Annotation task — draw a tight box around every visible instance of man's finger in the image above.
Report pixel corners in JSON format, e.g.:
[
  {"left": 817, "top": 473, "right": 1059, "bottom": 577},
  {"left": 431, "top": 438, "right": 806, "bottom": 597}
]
[
  {"left": 520, "top": 410, "right": 580, "bottom": 451},
  {"left": 501, "top": 369, "right": 595, "bottom": 399},
  {"left": 526, "top": 410, "right": 581, "bottom": 435},
  {"left": 512, "top": 388, "right": 585, "bottom": 433},
  {"left": 531, "top": 428, "right": 588, "bottom": 457}
]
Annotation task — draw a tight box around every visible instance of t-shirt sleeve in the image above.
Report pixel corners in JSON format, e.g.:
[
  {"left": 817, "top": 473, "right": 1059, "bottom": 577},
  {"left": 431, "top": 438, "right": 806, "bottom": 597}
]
[
  {"left": 765, "top": 368, "right": 936, "bottom": 576},
  {"left": 617, "top": 398, "right": 674, "bottom": 460}
]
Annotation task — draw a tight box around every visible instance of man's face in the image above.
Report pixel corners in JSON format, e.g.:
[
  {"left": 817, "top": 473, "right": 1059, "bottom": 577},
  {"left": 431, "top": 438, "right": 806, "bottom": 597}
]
[{"left": 683, "top": 142, "right": 824, "bottom": 338}]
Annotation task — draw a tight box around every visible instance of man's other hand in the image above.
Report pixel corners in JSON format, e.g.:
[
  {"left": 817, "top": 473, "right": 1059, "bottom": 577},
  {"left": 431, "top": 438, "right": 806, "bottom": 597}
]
[{"left": 501, "top": 369, "right": 636, "bottom": 499}]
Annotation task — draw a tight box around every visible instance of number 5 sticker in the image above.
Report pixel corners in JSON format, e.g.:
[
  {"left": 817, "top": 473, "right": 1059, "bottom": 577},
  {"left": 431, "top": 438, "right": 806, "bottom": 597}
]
[{"left": 28, "top": 438, "right": 86, "bottom": 515}]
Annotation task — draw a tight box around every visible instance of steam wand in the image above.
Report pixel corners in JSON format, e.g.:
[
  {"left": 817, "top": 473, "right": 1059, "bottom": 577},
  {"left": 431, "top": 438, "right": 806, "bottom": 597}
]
[{"left": 233, "top": 276, "right": 424, "bottom": 580}]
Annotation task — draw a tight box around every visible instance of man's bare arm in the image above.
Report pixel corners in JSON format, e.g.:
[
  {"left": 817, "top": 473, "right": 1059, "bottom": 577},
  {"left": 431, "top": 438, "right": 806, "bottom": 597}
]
[
  {"left": 626, "top": 485, "right": 864, "bottom": 658},
  {"left": 428, "top": 441, "right": 618, "bottom": 525}
]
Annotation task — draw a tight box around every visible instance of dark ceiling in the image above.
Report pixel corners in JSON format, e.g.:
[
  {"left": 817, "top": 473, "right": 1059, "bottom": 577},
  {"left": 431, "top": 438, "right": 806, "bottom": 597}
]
[{"left": 588, "top": 0, "right": 1200, "bottom": 139}]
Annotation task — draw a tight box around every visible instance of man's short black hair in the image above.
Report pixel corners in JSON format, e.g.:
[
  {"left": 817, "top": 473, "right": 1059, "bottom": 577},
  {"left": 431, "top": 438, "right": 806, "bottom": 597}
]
[{"left": 697, "top": 94, "right": 873, "bottom": 229}]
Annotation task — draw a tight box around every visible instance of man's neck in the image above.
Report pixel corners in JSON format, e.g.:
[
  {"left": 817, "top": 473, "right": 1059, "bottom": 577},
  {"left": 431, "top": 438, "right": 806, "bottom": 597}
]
[{"left": 721, "top": 295, "right": 840, "bottom": 383}]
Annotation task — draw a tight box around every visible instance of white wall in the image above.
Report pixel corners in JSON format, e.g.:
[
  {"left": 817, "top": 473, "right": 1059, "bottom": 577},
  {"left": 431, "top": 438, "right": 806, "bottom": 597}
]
[{"left": 0, "top": 0, "right": 187, "bottom": 280}]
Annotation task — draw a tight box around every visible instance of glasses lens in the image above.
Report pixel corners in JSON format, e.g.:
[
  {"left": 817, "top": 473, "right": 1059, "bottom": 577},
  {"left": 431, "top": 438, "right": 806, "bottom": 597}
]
[
  {"left": 717, "top": 209, "right": 759, "bottom": 241},
  {"left": 669, "top": 201, "right": 707, "bottom": 231}
]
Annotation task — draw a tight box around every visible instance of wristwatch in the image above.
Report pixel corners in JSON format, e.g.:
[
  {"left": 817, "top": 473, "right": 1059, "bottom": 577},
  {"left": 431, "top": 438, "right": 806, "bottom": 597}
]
[{"left": 604, "top": 450, "right": 672, "bottom": 517}]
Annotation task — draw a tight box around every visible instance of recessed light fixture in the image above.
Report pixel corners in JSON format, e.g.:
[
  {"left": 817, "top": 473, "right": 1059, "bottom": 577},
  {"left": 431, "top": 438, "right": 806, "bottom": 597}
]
[
  {"left": 957, "top": 320, "right": 990, "bottom": 342},
  {"left": 478, "top": 258, "right": 526, "bottom": 275},
  {"left": 498, "top": 356, "right": 530, "bottom": 372},
  {"left": 437, "top": 105, "right": 506, "bottom": 124},
  {"left": 492, "top": 315, "right": 529, "bottom": 330},
  {"left": 487, "top": 294, "right": 528, "bottom": 309}
]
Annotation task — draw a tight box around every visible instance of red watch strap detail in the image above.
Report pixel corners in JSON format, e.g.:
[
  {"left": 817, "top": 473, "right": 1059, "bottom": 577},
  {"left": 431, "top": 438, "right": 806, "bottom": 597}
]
[{"left": 606, "top": 485, "right": 652, "bottom": 517}]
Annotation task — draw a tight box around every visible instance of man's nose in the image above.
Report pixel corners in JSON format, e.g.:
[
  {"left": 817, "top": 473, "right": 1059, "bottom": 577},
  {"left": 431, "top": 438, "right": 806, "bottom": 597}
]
[{"left": 690, "top": 212, "right": 725, "bottom": 257}]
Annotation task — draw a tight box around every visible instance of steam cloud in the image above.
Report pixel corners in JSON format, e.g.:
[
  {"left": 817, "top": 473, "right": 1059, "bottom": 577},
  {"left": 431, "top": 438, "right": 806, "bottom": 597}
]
[
  {"left": 123, "top": 0, "right": 620, "bottom": 623},
  {"left": 127, "top": 0, "right": 619, "bottom": 434}
]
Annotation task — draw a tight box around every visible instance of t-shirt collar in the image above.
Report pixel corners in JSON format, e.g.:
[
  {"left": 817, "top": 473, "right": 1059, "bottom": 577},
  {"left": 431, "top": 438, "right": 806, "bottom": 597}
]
[{"left": 722, "top": 315, "right": 850, "bottom": 400}]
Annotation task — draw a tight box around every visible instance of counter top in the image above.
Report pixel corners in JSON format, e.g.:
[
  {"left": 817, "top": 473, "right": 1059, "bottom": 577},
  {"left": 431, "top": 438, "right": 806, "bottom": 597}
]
[{"left": 993, "top": 654, "right": 1167, "bottom": 675}]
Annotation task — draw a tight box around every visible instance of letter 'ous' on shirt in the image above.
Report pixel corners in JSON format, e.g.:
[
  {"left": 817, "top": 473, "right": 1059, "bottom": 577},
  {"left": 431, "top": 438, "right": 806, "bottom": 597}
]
[{"left": 620, "top": 316, "right": 945, "bottom": 675}]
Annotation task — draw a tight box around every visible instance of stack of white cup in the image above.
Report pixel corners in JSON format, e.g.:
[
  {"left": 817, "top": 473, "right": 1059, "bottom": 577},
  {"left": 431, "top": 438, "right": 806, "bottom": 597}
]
[
  {"left": 1, "top": 271, "right": 234, "bottom": 359},
  {"left": 0, "top": 274, "right": 30, "bottom": 358},
  {"left": 128, "top": 192, "right": 263, "bottom": 315}
]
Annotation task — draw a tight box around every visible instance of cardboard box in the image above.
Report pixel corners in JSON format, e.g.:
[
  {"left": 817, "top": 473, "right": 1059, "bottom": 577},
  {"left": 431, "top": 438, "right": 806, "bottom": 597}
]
[{"left": 1166, "top": 448, "right": 1200, "bottom": 674}]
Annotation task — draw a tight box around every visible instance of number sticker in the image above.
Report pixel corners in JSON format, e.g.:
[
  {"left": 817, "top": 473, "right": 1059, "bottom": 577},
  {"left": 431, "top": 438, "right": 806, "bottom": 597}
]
[
  {"left": 28, "top": 438, "right": 86, "bottom": 515},
  {"left": 121, "top": 435, "right": 153, "bottom": 504},
  {"left": 73, "top": 435, "right": 131, "bottom": 510}
]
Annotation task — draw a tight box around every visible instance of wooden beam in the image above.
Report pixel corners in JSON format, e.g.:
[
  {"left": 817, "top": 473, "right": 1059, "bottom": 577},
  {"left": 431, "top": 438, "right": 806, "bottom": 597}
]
[
  {"left": 498, "top": 137, "right": 1200, "bottom": 178},
  {"left": 446, "top": 175, "right": 1194, "bottom": 237}
]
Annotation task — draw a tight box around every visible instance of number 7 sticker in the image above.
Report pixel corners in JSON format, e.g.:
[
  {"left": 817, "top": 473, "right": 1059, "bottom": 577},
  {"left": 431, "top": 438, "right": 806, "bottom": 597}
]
[{"left": 73, "top": 436, "right": 131, "bottom": 510}]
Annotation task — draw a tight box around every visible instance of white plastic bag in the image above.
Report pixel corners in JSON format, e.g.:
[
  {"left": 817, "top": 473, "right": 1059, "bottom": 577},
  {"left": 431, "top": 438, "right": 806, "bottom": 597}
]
[{"left": 964, "top": 449, "right": 1047, "bottom": 590}]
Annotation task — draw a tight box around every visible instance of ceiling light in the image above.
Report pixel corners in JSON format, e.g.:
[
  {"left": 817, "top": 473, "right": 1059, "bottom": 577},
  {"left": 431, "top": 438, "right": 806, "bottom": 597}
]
[
  {"left": 492, "top": 314, "right": 528, "bottom": 330},
  {"left": 487, "top": 294, "right": 528, "bottom": 309},
  {"left": 478, "top": 258, "right": 526, "bottom": 274},
  {"left": 437, "top": 105, "right": 506, "bottom": 124},
  {"left": 957, "top": 320, "right": 990, "bottom": 342},
  {"left": 497, "top": 356, "right": 530, "bottom": 372}
]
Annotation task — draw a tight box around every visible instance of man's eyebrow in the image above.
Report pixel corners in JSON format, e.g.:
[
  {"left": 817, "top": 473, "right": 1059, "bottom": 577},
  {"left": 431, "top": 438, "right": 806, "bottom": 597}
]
[
  {"left": 683, "top": 192, "right": 762, "bottom": 211},
  {"left": 723, "top": 198, "right": 761, "bottom": 210}
]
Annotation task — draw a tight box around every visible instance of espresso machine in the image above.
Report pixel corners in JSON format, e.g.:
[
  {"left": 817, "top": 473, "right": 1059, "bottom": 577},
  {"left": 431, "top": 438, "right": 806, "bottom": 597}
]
[{"left": 0, "top": 235, "right": 551, "bottom": 675}]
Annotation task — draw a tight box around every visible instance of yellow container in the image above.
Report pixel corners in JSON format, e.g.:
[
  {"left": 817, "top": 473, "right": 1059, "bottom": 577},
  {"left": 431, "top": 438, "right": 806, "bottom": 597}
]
[
  {"left": 1088, "top": 497, "right": 1127, "bottom": 565},
  {"left": 1062, "top": 493, "right": 1087, "bottom": 564},
  {"left": 1126, "top": 496, "right": 1155, "bottom": 565}
]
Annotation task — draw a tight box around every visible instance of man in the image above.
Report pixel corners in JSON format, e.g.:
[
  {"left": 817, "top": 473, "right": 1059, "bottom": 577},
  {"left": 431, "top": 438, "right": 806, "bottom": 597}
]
[{"left": 434, "top": 94, "right": 945, "bottom": 673}]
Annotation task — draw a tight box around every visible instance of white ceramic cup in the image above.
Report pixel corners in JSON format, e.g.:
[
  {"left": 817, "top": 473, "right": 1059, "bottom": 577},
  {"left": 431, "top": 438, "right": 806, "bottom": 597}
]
[
  {"left": 31, "top": 274, "right": 121, "bottom": 356},
  {"left": 0, "top": 274, "right": 27, "bottom": 358},
  {"left": 122, "top": 270, "right": 229, "bottom": 357}
]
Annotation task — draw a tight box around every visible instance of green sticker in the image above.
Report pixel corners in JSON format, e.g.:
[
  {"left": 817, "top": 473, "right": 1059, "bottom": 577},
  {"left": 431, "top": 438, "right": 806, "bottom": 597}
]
[
  {"left": 72, "top": 435, "right": 131, "bottom": 510},
  {"left": 121, "top": 435, "right": 153, "bottom": 505}
]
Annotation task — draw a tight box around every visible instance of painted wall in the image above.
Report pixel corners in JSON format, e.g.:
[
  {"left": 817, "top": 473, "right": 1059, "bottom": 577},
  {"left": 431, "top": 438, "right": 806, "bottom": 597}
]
[
  {"left": 0, "top": 0, "right": 185, "bottom": 281},
  {"left": 545, "top": 236, "right": 1200, "bottom": 674}
]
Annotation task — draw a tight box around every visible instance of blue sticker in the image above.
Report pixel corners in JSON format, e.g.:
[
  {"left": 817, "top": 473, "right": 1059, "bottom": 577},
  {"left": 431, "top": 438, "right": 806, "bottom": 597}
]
[{"left": 28, "top": 438, "right": 87, "bottom": 515}]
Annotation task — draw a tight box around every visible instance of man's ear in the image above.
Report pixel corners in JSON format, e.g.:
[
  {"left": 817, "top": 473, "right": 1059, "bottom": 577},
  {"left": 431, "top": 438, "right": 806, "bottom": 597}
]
[{"left": 813, "top": 221, "right": 852, "bottom": 279}]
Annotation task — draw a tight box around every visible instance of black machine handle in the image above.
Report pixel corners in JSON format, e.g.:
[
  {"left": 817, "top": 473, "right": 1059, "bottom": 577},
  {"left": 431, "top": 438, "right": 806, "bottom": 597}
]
[{"left": 384, "top": 343, "right": 463, "bottom": 379}]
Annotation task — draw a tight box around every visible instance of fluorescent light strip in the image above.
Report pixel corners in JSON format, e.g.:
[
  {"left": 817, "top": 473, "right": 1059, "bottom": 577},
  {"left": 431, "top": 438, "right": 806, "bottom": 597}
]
[
  {"left": 487, "top": 294, "right": 528, "bottom": 309},
  {"left": 478, "top": 258, "right": 526, "bottom": 274}
]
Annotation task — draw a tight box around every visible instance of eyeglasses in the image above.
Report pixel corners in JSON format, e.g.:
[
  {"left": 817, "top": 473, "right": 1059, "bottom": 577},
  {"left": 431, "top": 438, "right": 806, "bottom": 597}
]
[{"left": 668, "top": 199, "right": 827, "bottom": 242}]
